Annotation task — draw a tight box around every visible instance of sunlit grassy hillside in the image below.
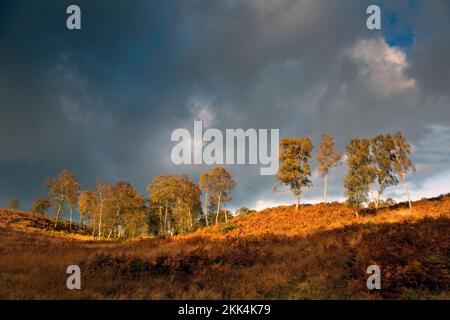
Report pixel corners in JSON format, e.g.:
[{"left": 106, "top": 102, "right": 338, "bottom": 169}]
[{"left": 0, "top": 196, "right": 449, "bottom": 299}]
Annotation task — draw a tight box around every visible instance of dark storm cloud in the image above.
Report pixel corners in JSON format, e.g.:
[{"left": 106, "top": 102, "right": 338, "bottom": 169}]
[{"left": 0, "top": 0, "right": 449, "bottom": 210}]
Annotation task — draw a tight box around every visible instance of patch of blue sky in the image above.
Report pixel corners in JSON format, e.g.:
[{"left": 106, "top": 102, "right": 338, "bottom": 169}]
[{"left": 382, "top": 10, "right": 415, "bottom": 51}]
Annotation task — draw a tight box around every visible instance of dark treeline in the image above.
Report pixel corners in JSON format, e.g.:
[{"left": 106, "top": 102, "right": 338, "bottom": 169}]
[{"left": 25, "top": 131, "right": 414, "bottom": 239}]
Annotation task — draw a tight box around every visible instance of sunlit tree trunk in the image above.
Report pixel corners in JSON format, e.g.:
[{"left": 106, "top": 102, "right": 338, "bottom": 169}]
[
  {"left": 204, "top": 192, "right": 209, "bottom": 227},
  {"left": 91, "top": 215, "right": 96, "bottom": 239},
  {"left": 188, "top": 208, "right": 193, "bottom": 229},
  {"left": 54, "top": 202, "right": 62, "bottom": 227},
  {"left": 394, "top": 153, "right": 412, "bottom": 209},
  {"left": 168, "top": 209, "right": 172, "bottom": 236},
  {"left": 164, "top": 202, "right": 168, "bottom": 236},
  {"left": 375, "top": 183, "right": 381, "bottom": 210},
  {"left": 98, "top": 194, "right": 103, "bottom": 238},
  {"left": 295, "top": 194, "right": 301, "bottom": 212},
  {"left": 323, "top": 174, "right": 328, "bottom": 203},
  {"left": 69, "top": 206, "right": 73, "bottom": 229},
  {"left": 158, "top": 206, "right": 162, "bottom": 235},
  {"left": 114, "top": 208, "right": 120, "bottom": 238},
  {"left": 215, "top": 195, "right": 221, "bottom": 224},
  {"left": 403, "top": 176, "right": 412, "bottom": 209}
]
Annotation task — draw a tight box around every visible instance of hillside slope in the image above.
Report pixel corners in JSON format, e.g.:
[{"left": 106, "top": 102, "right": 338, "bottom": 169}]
[
  {"left": 0, "top": 208, "right": 91, "bottom": 239},
  {"left": 0, "top": 196, "right": 449, "bottom": 299}
]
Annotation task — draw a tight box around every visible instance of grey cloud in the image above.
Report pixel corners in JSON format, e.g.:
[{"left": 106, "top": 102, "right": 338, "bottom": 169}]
[{"left": 1, "top": 0, "right": 449, "bottom": 210}]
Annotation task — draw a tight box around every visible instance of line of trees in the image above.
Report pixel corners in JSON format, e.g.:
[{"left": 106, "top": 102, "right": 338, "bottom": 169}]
[
  {"left": 25, "top": 131, "right": 414, "bottom": 237},
  {"left": 147, "top": 174, "right": 201, "bottom": 236},
  {"left": 30, "top": 167, "right": 236, "bottom": 239},
  {"left": 275, "top": 132, "right": 414, "bottom": 215},
  {"left": 344, "top": 132, "right": 414, "bottom": 214},
  {"left": 199, "top": 167, "right": 236, "bottom": 226}
]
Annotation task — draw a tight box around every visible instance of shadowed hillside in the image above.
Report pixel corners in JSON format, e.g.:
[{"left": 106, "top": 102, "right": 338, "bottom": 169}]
[{"left": 0, "top": 196, "right": 449, "bottom": 299}]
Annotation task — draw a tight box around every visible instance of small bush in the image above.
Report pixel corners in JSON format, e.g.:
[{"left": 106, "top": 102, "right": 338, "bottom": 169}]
[{"left": 220, "top": 222, "right": 238, "bottom": 233}]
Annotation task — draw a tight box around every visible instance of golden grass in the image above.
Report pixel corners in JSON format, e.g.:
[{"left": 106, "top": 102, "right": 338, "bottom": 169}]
[
  {"left": 0, "top": 209, "right": 93, "bottom": 240},
  {"left": 0, "top": 196, "right": 449, "bottom": 299}
]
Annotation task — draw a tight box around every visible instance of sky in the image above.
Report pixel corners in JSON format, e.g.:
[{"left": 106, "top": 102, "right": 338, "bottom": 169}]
[{"left": 1, "top": 0, "right": 449, "bottom": 212}]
